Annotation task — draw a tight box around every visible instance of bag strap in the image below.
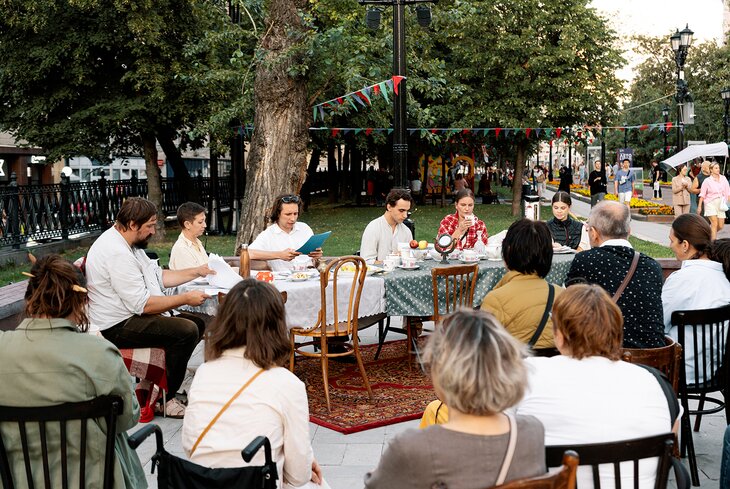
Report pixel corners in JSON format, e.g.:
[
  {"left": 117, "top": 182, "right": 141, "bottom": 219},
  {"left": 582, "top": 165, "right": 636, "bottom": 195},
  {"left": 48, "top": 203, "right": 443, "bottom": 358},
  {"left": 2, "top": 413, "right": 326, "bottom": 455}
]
[
  {"left": 494, "top": 413, "right": 518, "bottom": 486},
  {"left": 637, "top": 364, "right": 679, "bottom": 425},
  {"left": 528, "top": 284, "right": 555, "bottom": 348},
  {"left": 190, "top": 368, "right": 265, "bottom": 456},
  {"left": 612, "top": 251, "right": 640, "bottom": 303}
]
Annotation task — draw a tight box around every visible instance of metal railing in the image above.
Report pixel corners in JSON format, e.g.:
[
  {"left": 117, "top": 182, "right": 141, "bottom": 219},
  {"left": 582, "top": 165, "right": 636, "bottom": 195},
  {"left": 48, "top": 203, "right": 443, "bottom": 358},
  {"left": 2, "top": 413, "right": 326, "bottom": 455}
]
[{"left": 0, "top": 173, "right": 235, "bottom": 249}]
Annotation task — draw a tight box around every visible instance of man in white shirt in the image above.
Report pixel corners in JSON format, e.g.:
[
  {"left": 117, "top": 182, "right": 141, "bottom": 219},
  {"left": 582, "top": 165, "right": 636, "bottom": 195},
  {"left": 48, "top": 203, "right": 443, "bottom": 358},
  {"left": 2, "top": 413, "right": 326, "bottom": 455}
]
[
  {"left": 360, "top": 188, "right": 413, "bottom": 263},
  {"left": 86, "top": 197, "right": 214, "bottom": 418},
  {"left": 248, "top": 194, "right": 323, "bottom": 272}
]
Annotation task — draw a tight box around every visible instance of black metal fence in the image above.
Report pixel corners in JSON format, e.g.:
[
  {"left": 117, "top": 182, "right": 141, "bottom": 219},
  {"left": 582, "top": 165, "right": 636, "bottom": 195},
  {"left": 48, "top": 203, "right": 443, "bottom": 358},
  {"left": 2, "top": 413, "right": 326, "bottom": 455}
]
[{"left": 0, "top": 173, "right": 234, "bottom": 249}]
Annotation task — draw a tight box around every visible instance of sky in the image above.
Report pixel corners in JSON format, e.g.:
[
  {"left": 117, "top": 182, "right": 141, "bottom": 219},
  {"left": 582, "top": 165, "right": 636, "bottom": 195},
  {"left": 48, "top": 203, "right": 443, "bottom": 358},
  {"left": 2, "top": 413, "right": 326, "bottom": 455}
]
[{"left": 590, "top": 0, "right": 726, "bottom": 82}]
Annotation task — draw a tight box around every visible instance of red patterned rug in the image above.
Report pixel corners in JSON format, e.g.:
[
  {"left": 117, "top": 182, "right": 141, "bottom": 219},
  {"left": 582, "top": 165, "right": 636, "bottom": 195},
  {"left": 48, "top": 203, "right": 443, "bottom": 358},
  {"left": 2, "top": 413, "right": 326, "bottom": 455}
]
[{"left": 293, "top": 339, "right": 435, "bottom": 434}]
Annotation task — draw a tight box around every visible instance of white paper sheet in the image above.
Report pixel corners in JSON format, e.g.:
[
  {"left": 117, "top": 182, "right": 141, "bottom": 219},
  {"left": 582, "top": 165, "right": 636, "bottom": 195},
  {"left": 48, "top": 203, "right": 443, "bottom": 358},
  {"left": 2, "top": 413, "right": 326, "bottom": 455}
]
[{"left": 207, "top": 253, "right": 243, "bottom": 289}]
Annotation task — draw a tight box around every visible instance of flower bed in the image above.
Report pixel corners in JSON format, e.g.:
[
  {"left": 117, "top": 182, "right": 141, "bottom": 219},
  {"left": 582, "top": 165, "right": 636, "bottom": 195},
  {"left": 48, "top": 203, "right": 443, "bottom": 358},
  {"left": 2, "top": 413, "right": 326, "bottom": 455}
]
[{"left": 638, "top": 205, "right": 674, "bottom": 216}]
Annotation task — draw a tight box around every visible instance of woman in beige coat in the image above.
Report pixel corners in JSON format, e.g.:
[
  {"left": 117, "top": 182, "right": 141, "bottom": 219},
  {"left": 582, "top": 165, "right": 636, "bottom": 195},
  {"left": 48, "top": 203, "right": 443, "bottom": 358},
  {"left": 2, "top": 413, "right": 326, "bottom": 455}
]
[{"left": 672, "top": 164, "right": 692, "bottom": 216}]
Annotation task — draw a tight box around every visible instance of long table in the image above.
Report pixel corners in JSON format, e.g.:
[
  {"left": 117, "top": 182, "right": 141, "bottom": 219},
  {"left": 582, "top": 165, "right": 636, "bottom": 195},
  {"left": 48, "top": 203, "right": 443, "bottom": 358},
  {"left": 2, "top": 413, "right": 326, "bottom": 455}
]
[{"left": 383, "top": 254, "right": 575, "bottom": 317}]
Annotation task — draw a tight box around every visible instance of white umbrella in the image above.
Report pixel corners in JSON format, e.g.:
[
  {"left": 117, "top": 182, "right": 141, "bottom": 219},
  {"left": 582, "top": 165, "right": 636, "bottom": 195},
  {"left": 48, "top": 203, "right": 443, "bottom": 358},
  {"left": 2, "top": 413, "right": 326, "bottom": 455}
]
[{"left": 660, "top": 142, "right": 729, "bottom": 168}]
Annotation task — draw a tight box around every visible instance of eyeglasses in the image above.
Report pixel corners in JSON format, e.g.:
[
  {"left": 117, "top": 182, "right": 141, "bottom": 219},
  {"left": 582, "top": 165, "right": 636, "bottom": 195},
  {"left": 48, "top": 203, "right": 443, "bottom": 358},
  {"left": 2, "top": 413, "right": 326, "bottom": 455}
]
[{"left": 281, "top": 195, "right": 300, "bottom": 203}]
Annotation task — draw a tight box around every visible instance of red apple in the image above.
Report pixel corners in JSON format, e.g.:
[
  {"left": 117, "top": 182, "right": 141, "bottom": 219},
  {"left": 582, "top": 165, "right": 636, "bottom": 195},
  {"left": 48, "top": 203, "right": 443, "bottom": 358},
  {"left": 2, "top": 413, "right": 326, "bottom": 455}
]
[{"left": 409, "top": 239, "right": 419, "bottom": 249}]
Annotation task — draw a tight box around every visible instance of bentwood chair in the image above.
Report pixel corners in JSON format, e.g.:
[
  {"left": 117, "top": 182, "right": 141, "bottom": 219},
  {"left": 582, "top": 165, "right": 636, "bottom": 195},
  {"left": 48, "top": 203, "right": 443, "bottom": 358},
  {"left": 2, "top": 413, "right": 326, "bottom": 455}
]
[
  {"left": 400, "top": 263, "right": 479, "bottom": 357},
  {"left": 289, "top": 256, "right": 373, "bottom": 411},
  {"left": 545, "top": 433, "right": 690, "bottom": 489},
  {"left": 489, "top": 451, "right": 579, "bottom": 489},
  {"left": 0, "top": 395, "right": 123, "bottom": 489},
  {"left": 622, "top": 335, "right": 683, "bottom": 394},
  {"left": 671, "top": 304, "right": 730, "bottom": 486}
]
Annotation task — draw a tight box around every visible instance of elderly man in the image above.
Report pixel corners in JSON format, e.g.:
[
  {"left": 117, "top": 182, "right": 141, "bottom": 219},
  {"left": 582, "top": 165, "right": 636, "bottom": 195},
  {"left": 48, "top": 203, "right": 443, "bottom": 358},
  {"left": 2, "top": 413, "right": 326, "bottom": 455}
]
[
  {"left": 86, "top": 197, "right": 213, "bottom": 418},
  {"left": 566, "top": 201, "right": 665, "bottom": 348},
  {"left": 360, "top": 188, "right": 413, "bottom": 263}
]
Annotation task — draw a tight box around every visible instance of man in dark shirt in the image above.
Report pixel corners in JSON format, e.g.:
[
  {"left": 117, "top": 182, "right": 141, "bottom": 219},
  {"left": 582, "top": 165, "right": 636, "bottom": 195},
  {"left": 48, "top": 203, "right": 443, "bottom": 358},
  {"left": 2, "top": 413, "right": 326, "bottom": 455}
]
[
  {"left": 566, "top": 201, "right": 665, "bottom": 348},
  {"left": 588, "top": 159, "right": 607, "bottom": 207}
]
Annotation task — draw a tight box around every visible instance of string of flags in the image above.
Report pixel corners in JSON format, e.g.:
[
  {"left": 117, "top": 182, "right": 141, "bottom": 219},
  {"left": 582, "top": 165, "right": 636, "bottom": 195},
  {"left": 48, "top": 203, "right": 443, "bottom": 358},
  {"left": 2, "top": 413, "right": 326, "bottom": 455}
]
[
  {"left": 311, "top": 76, "right": 405, "bottom": 122},
  {"left": 233, "top": 123, "right": 682, "bottom": 141}
]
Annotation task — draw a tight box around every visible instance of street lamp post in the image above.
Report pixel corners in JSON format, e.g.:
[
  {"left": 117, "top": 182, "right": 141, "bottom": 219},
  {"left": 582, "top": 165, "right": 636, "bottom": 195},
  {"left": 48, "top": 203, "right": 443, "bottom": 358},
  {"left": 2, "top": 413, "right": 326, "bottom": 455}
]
[
  {"left": 721, "top": 88, "right": 730, "bottom": 145},
  {"left": 359, "top": 0, "right": 435, "bottom": 188},
  {"left": 670, "top": 24, "right": 694, "bottom": 154},
  {"left": 662, "top": 106, "right": 669, "bottom": 160}
]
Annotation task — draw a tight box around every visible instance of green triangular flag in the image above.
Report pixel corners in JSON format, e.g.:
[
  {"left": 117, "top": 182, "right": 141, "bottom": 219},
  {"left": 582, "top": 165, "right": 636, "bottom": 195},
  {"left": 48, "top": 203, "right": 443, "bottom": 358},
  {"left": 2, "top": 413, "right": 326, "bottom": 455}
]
[
  {"left": 313, "top": 106, "right": 318, "bottom": 122},
  {"left": 380, "top": 82, "right": 389, "bottom": 104}
]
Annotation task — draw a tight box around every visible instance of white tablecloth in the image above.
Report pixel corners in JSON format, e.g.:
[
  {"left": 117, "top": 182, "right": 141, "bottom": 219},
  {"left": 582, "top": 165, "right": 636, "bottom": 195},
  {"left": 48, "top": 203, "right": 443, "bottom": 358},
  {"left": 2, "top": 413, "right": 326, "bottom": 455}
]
[{"left": 178, "top": 275, "right": 386, "bottom": 330}]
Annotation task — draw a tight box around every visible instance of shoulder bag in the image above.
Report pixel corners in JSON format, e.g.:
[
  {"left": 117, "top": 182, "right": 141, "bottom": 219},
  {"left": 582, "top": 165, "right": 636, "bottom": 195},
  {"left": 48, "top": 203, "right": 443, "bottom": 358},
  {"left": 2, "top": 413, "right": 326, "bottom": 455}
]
[
  {"left": 612, "top": 251, "right": 640, "bottom": 303},
  {"left": 528, "top": 284, "right": 555, "bottom": 348}
]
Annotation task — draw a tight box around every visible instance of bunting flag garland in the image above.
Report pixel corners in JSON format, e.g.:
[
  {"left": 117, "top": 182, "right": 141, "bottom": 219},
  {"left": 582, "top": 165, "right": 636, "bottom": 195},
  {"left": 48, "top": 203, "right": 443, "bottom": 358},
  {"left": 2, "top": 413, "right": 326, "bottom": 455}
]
[{"left": 312, "top": 76, "right": 406, "bottom": 122}]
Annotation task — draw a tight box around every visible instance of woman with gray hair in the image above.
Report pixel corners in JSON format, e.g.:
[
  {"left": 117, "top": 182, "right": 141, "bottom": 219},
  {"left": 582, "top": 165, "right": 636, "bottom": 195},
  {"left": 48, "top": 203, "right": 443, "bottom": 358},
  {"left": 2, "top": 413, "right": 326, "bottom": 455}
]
[{"left": 364, "top": 309, "right": 545, "bottom": 489}]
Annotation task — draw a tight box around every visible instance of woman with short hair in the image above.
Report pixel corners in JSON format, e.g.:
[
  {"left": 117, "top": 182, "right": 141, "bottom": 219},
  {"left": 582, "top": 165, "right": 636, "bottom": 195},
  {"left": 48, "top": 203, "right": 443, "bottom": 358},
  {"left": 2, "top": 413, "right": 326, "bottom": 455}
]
[
  {"left": 182, "top": 279, "right": 328, "bottom": 489},
  {"left": 0, "top": 255, "right": 146, "bottom": 488},
  {"left": 169, "top": 201, "right": 208, "bottom": 270},
  {"left": 365, "top": 309, "right": 545, "bottom": 489},
  {"left": 516, "top": 284, "right": 677, "bottom": 489},
  {"left": 437, "top": 188, "right": 489, "bottom": 250},
  {"left": 481, "top": 219, "right": 563, "bottom": 351},
  {"left": 662, "top": 214, "right": 730, "bottom": 383}
]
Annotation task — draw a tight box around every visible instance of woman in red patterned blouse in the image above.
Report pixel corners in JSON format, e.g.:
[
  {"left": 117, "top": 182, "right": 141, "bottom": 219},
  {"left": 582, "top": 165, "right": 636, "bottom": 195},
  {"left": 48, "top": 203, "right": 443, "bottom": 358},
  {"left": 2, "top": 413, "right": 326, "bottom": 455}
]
[{"left": 437, "top": 188, "right": 489, "bottom": 250}]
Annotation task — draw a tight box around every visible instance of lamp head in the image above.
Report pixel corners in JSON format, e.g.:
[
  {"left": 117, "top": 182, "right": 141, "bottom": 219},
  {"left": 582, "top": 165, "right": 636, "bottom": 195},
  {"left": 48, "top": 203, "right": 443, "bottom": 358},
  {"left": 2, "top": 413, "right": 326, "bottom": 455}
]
[
  {"left": 721, "top": 88, "right": 730, "bottom": 101},
  {"left": 670, "top": 30, "right": 681, "bottom": 53},
  {"left": 365, "top": 8, "right": 381, "bottom": 30},
  {"left": 661, "top": 106, "right": 670, "bottom": 118},
  {"left": 680, "top": 24, "right": 694, "bottom": 49},
  {"left": 415, "top": 5, "right": 431, "bottom": 27}
]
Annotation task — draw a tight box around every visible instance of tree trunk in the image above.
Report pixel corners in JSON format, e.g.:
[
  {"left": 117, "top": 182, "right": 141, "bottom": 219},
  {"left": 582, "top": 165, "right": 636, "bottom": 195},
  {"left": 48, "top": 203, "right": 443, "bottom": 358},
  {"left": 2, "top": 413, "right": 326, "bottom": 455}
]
[
  {"left": 142, "top": 133, "right": 166, "bottom": 241},
  {"left": 235, "top": 0, "right": 310, "bottom": 248},
  {"left": 327, "top": 140, "right": 338, "bottom": 204},
  {"left": 156, "top": 130, "right": 195, "bottom": 202},
  {"left": 510, "top": 141, "right": 528, "bottom": 216}
]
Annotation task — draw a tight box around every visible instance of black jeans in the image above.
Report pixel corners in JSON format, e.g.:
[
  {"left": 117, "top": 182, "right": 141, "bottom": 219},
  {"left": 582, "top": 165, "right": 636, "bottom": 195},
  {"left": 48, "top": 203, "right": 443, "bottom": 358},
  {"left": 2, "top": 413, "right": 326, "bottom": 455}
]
[{"left": 102, "top": 313, "right": 206, "bottom": 395}]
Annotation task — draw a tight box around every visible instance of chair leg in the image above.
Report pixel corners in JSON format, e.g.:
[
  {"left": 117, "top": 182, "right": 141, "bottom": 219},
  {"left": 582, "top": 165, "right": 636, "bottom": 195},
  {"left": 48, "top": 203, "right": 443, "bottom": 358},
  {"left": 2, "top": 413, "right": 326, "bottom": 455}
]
[
  {"left": 681, "top": 401, "right": 700, "bottom": 486},
  {"left": 405, "top": 317, "right": 414, "bottom": 355},
  {"left": 289, "top": 333, "right": 296, "bottom": 372},
  {"left": 373, "top": 317, "right": 390, "bottom": 361},
  {"left": 353, "top": 340, "right": 374, "bottom": 400},
  {"left": 693, "top": 392, "right": 706, "bottom": 432},
  {"left": 320, "top": 336, "right": 331, "bottom": 412}
]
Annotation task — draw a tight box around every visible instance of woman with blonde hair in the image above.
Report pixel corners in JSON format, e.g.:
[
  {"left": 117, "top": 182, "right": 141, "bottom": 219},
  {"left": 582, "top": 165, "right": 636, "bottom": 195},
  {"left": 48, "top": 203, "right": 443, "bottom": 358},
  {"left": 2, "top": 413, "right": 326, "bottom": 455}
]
[
  {"left": 0, "top": 254, "right": 146, "bottom": 488},
  {"left": 366, "top": 309, "right": 545, "bottom": 489},
  {"left": 182, "top": 279, "right": 328, "bottom": 489},
  {"left": 697, "top": 161, "right": 730, "bottom": 239},
  {"left": 516, "top": 284, "right": 677, "bottom": 489}
]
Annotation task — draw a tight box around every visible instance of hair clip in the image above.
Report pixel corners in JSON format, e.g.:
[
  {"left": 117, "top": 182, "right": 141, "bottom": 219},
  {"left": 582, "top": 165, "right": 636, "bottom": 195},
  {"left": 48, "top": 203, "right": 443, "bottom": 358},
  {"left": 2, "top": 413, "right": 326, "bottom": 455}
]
[
  {"left": 22, "top": 271, "right": 87, "bottom": 293},
  {"left": 22, "top": 272, "right": 34, "bottom": 278}
]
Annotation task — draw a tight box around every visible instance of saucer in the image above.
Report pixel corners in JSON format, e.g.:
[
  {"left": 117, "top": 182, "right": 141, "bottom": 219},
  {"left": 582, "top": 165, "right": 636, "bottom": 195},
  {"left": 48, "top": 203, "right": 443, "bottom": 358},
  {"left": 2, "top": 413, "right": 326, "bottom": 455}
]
[{"left": 398, "top": 264, "right": 420, "bottom": 270}]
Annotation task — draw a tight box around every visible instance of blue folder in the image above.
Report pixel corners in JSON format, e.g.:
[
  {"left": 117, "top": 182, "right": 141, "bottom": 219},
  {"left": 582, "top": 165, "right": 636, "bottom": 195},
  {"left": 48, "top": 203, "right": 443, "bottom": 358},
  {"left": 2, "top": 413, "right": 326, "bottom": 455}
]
[{"left": 296, "top": 231, "right": 331, "bottom": 255}]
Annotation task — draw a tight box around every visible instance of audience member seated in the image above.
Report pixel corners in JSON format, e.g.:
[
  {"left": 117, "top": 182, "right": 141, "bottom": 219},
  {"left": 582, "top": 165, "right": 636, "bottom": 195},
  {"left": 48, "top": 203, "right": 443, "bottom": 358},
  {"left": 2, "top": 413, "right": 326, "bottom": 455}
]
[
  {"left": 711, "top": 238, "right": 730, "bottom": 279},
  {"left": 546, "top": 191, "right": 589, "bottom": 251},
  {"left": 515, "top": 284, "right": 678, "bottom": 489},
  {"left": 0, "top": 255, "right": 146, "bottom": 488},
  {"left": 437, "top": 188, "right": 489, "bottom": 250},
  {"left": 182, "top": 279, "right": 329, "bottom": 489},
  {"left": 86, "top": 197, "right": 214, "bottom": 418},
  {"left": 360, "top": 188, "right": 413, "bottom": 263},
  {"left": 249, "top": 194, "right": 323, "bottom": 272},
  {"left": 365, "top": 309, "right": 545, "bottom": 489},
  {"left": 566, "top": 200, "right": 665, "bottom": 348},
  {"left": 169, "top": 202, "right": 209, "bottom": 270},
  {"left": 662, "top": 214, "right": 730, "bottom": 383},
  {"left": 481, "top": 219, "right": 563, "bottom": 351}
]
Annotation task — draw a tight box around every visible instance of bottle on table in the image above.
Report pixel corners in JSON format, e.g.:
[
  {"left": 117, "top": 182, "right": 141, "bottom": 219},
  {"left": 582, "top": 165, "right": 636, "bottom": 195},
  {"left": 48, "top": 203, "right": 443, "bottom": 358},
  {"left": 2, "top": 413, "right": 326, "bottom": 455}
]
[{"left": 239, "top": 244, "right": 250, "bottom": 278}]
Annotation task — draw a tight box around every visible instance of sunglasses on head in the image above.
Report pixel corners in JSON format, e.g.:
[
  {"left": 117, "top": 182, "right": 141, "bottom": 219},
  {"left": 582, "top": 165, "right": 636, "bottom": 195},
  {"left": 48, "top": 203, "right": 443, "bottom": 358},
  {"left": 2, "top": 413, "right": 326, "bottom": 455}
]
[{"left": 281, "top": 195, "right": 300, "bottom": 203}]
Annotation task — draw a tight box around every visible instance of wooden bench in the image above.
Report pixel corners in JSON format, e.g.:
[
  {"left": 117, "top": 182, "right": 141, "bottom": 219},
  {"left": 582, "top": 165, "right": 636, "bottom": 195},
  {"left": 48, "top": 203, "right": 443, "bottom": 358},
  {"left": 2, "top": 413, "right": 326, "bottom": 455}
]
[{"left": 0, "top": 280, "right": 27, "bottom": 331}]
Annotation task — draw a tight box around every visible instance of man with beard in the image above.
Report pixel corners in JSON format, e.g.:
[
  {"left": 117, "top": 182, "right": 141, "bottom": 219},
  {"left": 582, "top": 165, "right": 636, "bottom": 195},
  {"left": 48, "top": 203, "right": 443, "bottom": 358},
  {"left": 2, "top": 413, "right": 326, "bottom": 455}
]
[{"left": 86, "top": 197, "right": 213, "bottom": 418}]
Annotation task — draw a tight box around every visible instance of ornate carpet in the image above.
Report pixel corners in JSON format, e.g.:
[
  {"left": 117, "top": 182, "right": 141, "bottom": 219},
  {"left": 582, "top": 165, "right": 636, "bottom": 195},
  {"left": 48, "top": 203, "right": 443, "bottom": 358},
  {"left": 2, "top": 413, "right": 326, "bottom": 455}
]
[{"left": 293, "top": 339, "right": 435, "bottom": 434}]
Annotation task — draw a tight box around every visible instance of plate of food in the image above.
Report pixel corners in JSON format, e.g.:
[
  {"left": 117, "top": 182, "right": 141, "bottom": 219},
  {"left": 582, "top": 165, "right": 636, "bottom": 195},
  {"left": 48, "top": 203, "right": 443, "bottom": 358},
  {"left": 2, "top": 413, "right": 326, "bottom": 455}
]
[{"left": 288, "top": 272, "right": 313, "bottom": 282}]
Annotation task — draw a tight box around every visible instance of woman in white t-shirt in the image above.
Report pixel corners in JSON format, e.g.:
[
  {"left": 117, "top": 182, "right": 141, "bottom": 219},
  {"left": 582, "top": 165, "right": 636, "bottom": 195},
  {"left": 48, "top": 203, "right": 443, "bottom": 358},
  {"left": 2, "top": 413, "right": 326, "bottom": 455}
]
[
  {"left": 249, "top": 194, "right": 323, "bottom": 272},
  {"left": 516, "top": 284, "right": 676, "bottom": 489}
]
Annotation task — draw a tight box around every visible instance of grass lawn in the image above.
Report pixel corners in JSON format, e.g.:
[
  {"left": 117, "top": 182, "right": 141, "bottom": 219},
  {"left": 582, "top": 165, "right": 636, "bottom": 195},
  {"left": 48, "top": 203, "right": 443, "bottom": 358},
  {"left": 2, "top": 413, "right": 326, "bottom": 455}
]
[{"left": 0, "top": 199, "right": 673, "bottom": 285}]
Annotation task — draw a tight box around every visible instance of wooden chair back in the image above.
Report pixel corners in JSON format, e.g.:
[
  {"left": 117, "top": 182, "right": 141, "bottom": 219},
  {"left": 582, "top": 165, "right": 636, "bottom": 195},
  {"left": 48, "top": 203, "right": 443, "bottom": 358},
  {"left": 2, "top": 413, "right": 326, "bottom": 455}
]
[
  {"left": 621, "top": 336, "right": 682, "bottom": 393},
  {"left": 321, "top": 256, "right": 367, "bottom": 336},
  {"left": 545, "top": 433, "right": 688, "bottom": 489},
  {"left": 489, "top": 450, "right": 578, "bottom": 489},
  {"left": 0, "top": 395, "right": 123, "bottom": 489},
  {"left": 430, "top": 263, "right": 479, "bottom": 321}
]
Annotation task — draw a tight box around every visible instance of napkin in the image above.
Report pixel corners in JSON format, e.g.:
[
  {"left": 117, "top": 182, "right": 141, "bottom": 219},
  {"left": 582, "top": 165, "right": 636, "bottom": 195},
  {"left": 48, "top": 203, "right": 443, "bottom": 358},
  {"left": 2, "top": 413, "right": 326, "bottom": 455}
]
[{"left": 207, "top": 253, "right": 243, "bottom": 289}]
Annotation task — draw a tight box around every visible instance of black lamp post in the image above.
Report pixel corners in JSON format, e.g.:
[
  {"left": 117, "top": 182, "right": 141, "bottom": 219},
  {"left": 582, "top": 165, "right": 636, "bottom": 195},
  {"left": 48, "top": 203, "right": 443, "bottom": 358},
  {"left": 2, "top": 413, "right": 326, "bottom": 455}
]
[
  {"left": 662, "top": 106, "right": 669, "bottom": 160},
  {"left": 359, "top": 0, "right": 435, "bottom": 188},
  {"left": 721, "top": 88, "right": 730, "bottom": 145},
  {"left": 670, "top": 24, "right": 694, "bottom": 154}
]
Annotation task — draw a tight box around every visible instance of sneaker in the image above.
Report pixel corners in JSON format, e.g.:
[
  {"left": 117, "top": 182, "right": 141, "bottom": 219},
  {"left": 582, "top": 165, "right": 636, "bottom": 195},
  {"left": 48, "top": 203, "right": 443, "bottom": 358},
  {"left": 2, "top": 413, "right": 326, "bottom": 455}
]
[{"left": 154, "top": 398, "right": 186, "bottom": 419}]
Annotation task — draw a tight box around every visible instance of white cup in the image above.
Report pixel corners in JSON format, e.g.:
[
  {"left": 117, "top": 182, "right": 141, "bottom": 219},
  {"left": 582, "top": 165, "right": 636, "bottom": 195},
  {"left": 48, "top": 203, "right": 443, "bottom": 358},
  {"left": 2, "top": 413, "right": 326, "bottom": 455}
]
[
  {"left": 383, "top": 258, "right": 396, "bottom": 272},
  {"left": 388, "top": 253, "right": 402, "bottom": 266},
  {"left": 401, "top": 249, "right": 413, "bottom": 260},
  {"left": 464, "top": 215, "right": 475, "bottom": 227},
  {"left": 291, "top": 257, "right": 309, "bottom": 272},
  {"left": 462, "top": 250, "right": 477, "bottom": 262}
]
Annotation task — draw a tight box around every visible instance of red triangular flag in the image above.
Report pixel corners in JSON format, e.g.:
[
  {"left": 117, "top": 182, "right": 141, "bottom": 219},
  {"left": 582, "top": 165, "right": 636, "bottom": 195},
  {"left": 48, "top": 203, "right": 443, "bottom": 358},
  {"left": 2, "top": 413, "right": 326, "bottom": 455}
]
[
  {"left": 555, "top": 128, "right": 562, "bottom": 138},
  {"left": 666, "top": 122, "right": 673, "bottom": 131},
  {"left": 373, "top": 84, "right": 380, "bottom": 95},
  {"left": 639, "top": 124, "right": 649, "bottom": 131},
  {"left": 392, "top": 76, "right": 405, "bottom": 95},
  {"left": 462, "top": 129, "right": 470, "bottom": 134},
  {"left": 431, "top": 128, "right": 438, "bottom": 134},
  {"left": 495, "top": 128, "right": 502, "bottom": 138},
  {"left": 332, "top": 128, "right": 340, "bottom": 137},
  {"left": 337, "top": 97, "right": 344, "bottom": 105},
  {"left": 526, "top": 128, "right": 532, "bottom": 138},
  {"left": 365, "top": 128, "right": 373, "bottom": 136}
]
